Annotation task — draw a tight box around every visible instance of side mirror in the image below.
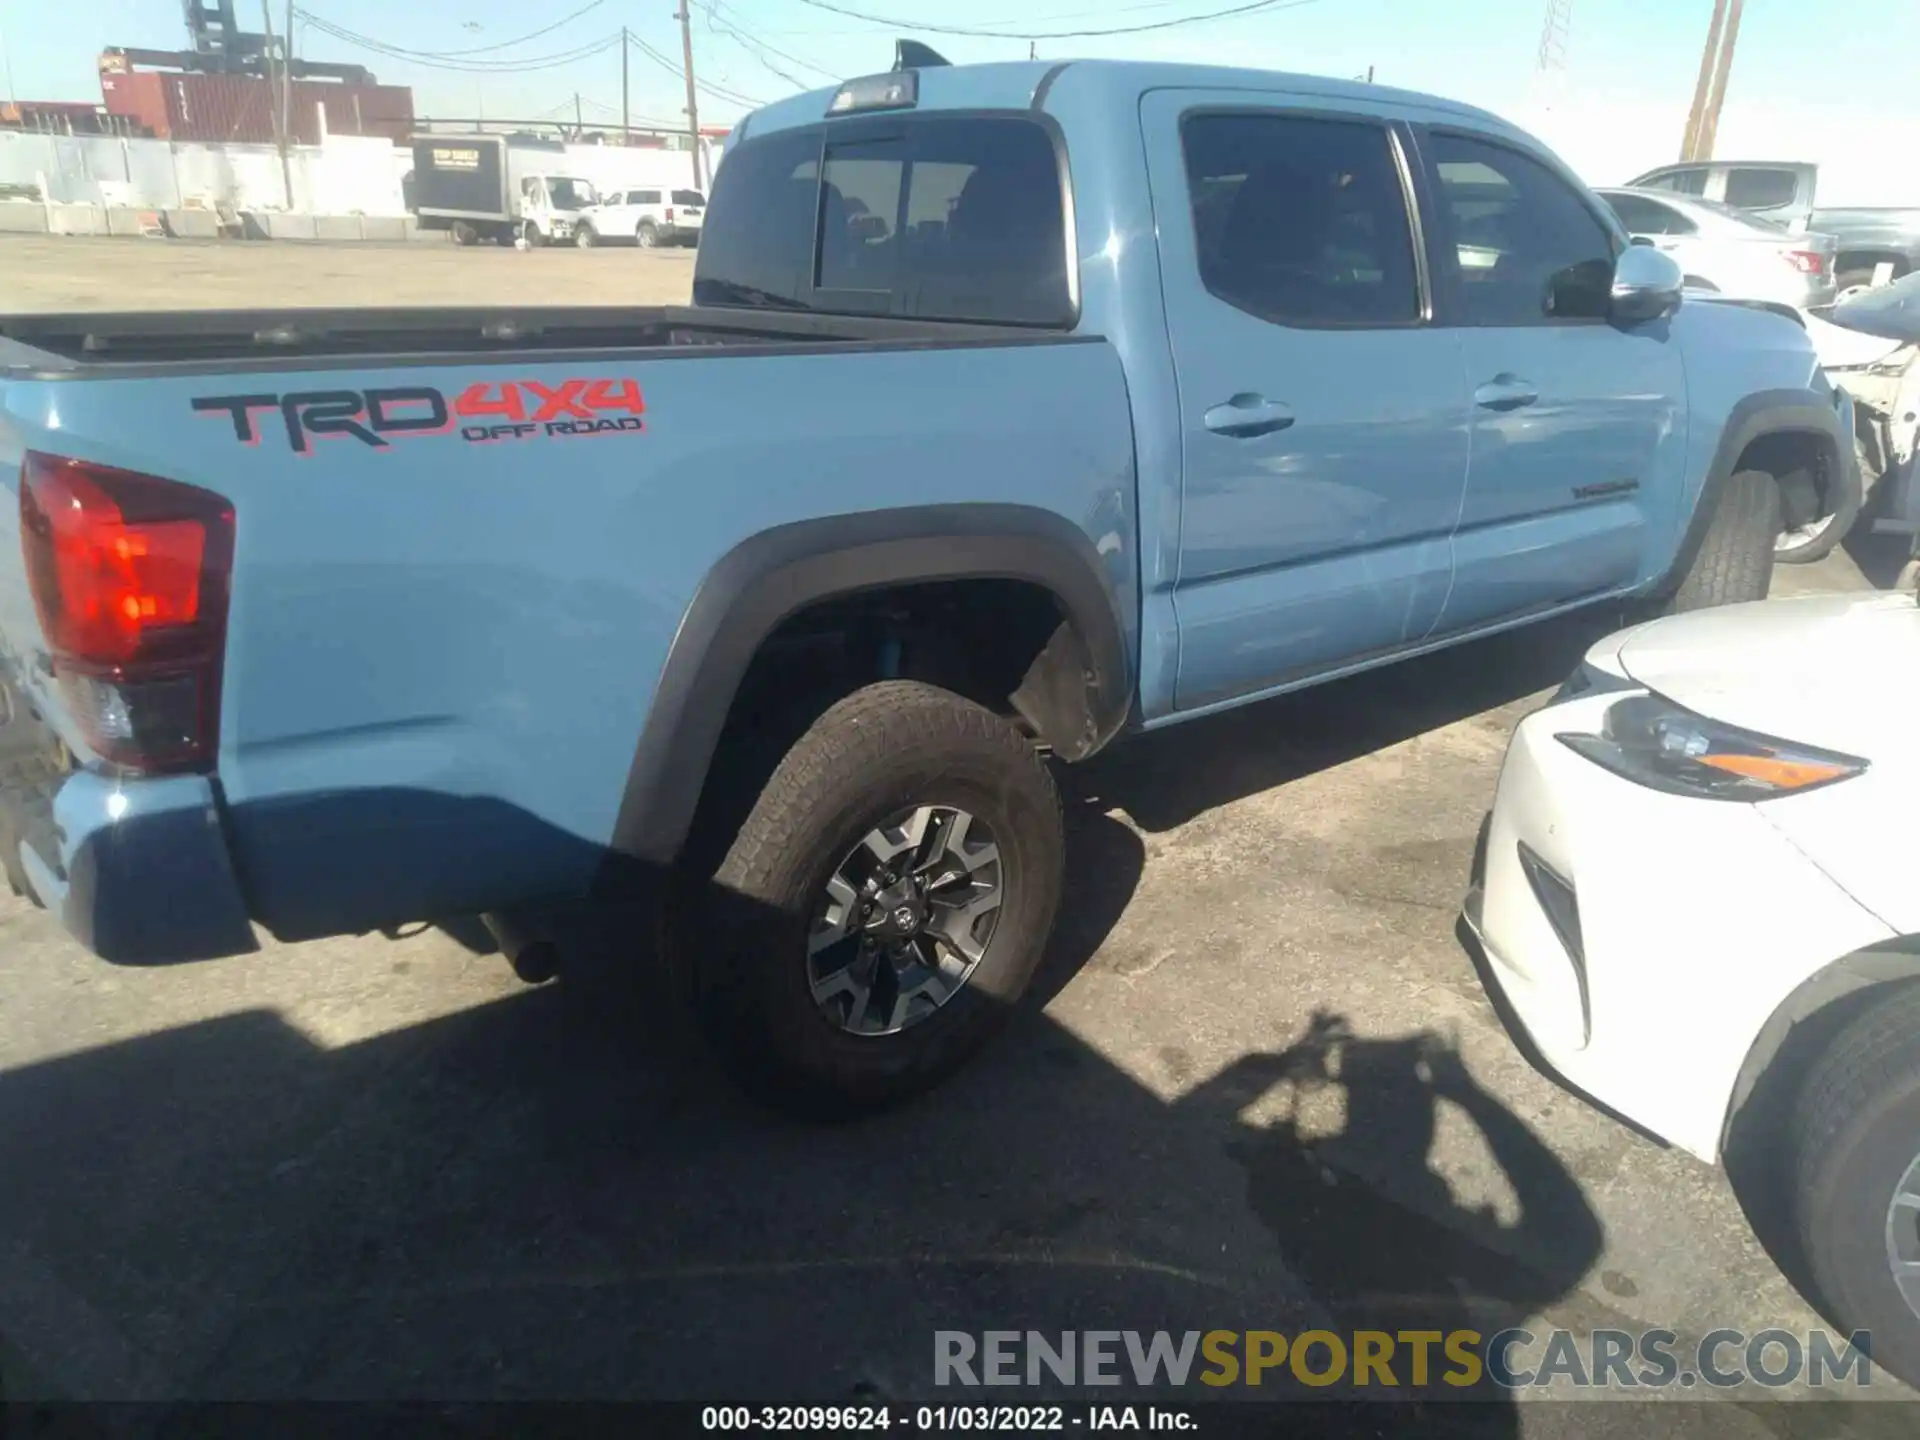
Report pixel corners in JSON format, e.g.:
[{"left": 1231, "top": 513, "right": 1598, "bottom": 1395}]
[
  {"left": 1629, "top": 234, "right": 1655, "bottom": 247},
  {"left": 1611, "top": 244, "right": 1684, "bottom": 324}
]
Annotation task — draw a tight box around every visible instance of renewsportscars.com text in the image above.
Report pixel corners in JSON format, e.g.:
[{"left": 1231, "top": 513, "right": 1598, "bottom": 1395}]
[{"left": 933, "top": 1328, "right": 1873, "bottom": 1391}]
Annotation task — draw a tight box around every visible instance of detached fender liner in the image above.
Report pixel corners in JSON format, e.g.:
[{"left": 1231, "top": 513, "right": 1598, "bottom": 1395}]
[{"left": 608, "top": 505, "right": 1133, "bottom": 869}]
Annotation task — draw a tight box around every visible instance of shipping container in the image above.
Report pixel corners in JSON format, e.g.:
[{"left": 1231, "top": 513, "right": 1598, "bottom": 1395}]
[{"left": 99, "top": 67, "right": 414, "bottom": 146}]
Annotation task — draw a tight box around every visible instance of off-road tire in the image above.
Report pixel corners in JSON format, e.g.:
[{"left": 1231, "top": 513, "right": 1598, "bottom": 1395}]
[
  {"left": 1663, "top": 468, "right": 1780, "bottom": 613},
  {"left": 636, "top": 221, "right": 660, "bottom": 249},
  {"left": 678, "top": 680, "right": 1064, "bottom": 1117},
  {"left": 1789, "top": 982, "right": 1920, "bottom": 1386}
]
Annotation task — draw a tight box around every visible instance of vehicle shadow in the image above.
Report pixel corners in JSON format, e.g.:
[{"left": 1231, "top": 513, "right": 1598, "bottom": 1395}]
[
  {"left": 1065, "top": 609, "right": 1615, "bottom": 834},
  {"left": 0, "top": 856, "right": 1600, "bottom": 1433}
]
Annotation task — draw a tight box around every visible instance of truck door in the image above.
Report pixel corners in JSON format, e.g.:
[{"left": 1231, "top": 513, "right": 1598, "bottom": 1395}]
[
  {"left": 1417, "top": 128, "right": 1686, "bottom": 637},
  {"left": 1141, "top": 93, "right": 1470, "bottom": 712}
]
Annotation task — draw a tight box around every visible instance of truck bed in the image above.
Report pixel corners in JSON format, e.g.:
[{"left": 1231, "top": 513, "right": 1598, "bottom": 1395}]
[{"left": 0, "top": 305, "right": 1056, "bottom": 371}]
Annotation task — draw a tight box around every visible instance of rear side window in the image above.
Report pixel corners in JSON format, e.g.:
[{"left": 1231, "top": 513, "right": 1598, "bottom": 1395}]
[
  {"left": 672, "top": 189, "right": 706, "bottom": 206},
  {"left": 1604, "top": 193, "right": 1695, "bottom": 236},
  {"left": 1182, "top": 112, "right": 1420, "bottom": 326},
  {"left": 1643, "top": 167, "right": 1709, "bottom": 196},
  {"left": 1721, "top": 167, "right": 1799, "bottom": 210},
  {"left": 693, "top": 116, "right": 1072, "bottom": 325},
  {"left": 1425, "top": 133, "right": 1617, "bottom": 325}
]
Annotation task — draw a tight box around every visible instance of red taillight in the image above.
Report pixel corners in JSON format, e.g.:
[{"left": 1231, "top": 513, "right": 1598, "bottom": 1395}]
[
  {"left": 1784, "top": 249, "right": 1827, "bottom": 276},
  {"left": 664, "top": 206, "right": 675, "bottom": 223},
  {"left": 19, "top": 452, "right": 234, "bottom": 772}
]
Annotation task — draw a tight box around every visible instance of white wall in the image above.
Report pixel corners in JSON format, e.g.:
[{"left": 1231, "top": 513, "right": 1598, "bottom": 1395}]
[{"left": 0, "top": 131, "right": 409, "bottom": 214}]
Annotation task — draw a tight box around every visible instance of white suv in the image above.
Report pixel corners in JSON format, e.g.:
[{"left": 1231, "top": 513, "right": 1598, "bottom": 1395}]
[{"left": 575, "top": 187, "right": 707, "bottom": 248}]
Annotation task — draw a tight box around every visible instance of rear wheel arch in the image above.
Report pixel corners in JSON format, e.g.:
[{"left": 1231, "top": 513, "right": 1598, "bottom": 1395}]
[{"left": 605, "top": 506, "right": 1133, "bottom": 871}]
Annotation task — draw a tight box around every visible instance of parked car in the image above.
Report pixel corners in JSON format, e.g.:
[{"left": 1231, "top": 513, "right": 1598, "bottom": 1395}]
[
  {"left": 1627, "top": 160, "right": 1920, "bottom": 300},
  {"left": 0, "top": 55, "right": 1852, "bottom": 1113},
  {"left": 1465, "top": 590, "right": 1920, "bottom": 1384},
  {"left": 1809, "top": 273, "right": 1920, "bottom": 567},
  {"left": 1595, "top": 187, "right": 1836, "bottom": 311},
  {"left": 575, "top": 186, "right": 707, "bottom": 248},
  {"left": 410, "top": 134, "right": 598, "bottom": 248}
]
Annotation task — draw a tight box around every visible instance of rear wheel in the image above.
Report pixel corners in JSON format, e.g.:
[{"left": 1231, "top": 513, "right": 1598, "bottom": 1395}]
[
  {"left": 519, "top": 220, "right": 544, "bottom": 248},
  {"left": 674, "top": 680, "right": 1064, "bottom": 1116},
  {"left": 1790, "top": 983, "right": 1920, "bottom": 1386},
  {"left": 636, "top": 220, "right": 659, "bottom": 249},
  {"left": 1661, "top": 468, "right": 1780, "bottom": 613},
  {"left": 450, "top": 220, "right": 479, "bottom": 247}
]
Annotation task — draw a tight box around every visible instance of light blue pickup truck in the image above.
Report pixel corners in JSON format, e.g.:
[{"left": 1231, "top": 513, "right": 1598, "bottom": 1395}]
[{"left": 0, "top": 55, "right": 1855, "bottom": 1111}]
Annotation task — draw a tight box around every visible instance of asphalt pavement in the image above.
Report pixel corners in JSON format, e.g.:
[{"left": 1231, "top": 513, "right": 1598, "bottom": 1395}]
[{"left": 0, "top": 236, "right": 1914, "bottom": 1436}]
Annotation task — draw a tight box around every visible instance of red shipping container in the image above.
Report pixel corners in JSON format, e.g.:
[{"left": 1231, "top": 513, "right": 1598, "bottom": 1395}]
[{"left": 100, "top": 68, "right": 413, "bottom": 145}]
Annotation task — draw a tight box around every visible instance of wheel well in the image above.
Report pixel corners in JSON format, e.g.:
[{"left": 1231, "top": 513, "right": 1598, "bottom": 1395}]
[
  {"left": 1733, "top": 429, "right": 1832, "bottom": 529},
  {"left": 680, "top": 579, "right": 1078, "bottom": 873},
  {"left": 728, "top": 578, "right": 1069, "bottom": 736},
  {"left": 1836, "top": 250, "right": 1913, "bottom": 281}
]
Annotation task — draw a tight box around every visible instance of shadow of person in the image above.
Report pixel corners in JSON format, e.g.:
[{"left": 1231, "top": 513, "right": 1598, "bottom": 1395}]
[{"left": 1177, "top": 1010, "right": 1603, "bottom": 1430}]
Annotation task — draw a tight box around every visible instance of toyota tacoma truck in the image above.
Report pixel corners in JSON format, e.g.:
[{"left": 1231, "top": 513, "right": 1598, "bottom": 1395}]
[{"left": 0, "top": 56, "right": 1856, "bottom": 1112}]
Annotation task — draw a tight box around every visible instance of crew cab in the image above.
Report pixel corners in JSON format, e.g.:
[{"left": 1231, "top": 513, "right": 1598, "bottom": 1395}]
[{"left": 0, "top": 56, "right": 1854, "bottom": 1112}]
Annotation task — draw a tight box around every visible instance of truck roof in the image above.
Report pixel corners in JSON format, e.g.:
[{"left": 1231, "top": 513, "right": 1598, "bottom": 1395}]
[{"left": 737, "top": 57, "right": 1514, "bottom": 144}]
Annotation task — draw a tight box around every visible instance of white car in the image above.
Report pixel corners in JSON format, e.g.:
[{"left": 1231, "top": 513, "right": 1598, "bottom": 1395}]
[
  {"left": 1466, "top": 591, "right": 1920, "bottom": 1379},
  {"left": 1597, "top": 187, "right": 1838, "bottom": 312},
  {"left": 574, "top": 186, "right": 707, "bottom": 249}
]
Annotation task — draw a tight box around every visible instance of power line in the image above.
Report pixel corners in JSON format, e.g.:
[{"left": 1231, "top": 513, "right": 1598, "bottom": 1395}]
[
  {"left": 291, "top": 2, "right": 610, "bottom": 60},
  {"left": 700, "top": 0, "right": 841, "bottom": 85},
  {"left": 293, "top": 11, "right": 623, "bottom": 72},
  {"left": 627, "top": 30, "right": 763, "bottom": 108},
  {"left": 784, "top": 0, "right": 1327, "bottom": 41}
]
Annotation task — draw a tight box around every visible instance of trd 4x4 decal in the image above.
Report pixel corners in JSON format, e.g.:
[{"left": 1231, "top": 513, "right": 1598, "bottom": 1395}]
[{"left": 193, "top": 379, "right": 646, "bottom": 454}]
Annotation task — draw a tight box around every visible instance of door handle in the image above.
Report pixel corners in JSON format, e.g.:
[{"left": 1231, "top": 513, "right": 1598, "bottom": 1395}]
[
  {"left": 1203, "top": 393, "right": 1295, "bottom": 438},
  {"left": 1473, "top": 375, "right": 1539, "bottom": 412}
]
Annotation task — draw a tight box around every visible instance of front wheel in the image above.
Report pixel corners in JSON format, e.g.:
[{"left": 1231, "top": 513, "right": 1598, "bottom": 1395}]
[
  {"left": 1660, "top": 468, "right": 1780, "bottom": 614},
  {"left": 1790, "top": 983, "right": 1920, "bottom": 1386},
  {"left": 574, "top": 224, "right": 597, "bottom": 249},
  {"left": 519, "top": 220, "right": 544, "bottom": 249},
  {"left": 636, "top": 220, "right": 659, "bottom": 249},
  {"left": 676, "top": 680, "right": 1064, "bottom": 1116}
]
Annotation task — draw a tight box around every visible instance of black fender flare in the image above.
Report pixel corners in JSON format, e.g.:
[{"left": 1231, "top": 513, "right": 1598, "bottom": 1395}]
[
  {"left": 608, "top": 504, "right": 1134, "bottom": 868},
  {"left": 1653, "top": 388, "right": 1852, "bottom": 596}
]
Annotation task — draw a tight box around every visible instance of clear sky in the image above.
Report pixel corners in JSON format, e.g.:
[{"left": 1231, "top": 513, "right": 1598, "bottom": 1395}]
[{"left": 2, "top": 1, "right": 1914, "bottom": 195}]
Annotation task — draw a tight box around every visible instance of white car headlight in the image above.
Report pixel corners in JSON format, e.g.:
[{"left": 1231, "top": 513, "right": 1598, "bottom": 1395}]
[{"left": 1556, "top": 693, "right": 1868, "bottom": 801}]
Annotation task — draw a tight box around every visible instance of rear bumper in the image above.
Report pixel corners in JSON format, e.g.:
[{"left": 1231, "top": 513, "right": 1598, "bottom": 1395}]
[{"left": 0, "top": 675, "right": 255, "bottom": 964}]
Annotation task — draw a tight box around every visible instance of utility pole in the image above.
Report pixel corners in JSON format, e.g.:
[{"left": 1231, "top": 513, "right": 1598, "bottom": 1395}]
[
  {"left": 676, "top": 4, "right": 703, "bottom": 189},
  {"left": 621, "top": 27, "right": 631, "bottom": 143},
  {"left": 575, "top": 91, "right": 583, "bottom": 136},
  {"left": 1679, "top": 0, "right": 1728, "bottom": 160},
  {"left": 282, "top": 0, "right": 295, "bottom": 148},
  {"left": 1693, "top": 0, "right": 1744, "bottom": 163},
  {"left": 260, "top": 0, "right": 295, "bottom": 209}
]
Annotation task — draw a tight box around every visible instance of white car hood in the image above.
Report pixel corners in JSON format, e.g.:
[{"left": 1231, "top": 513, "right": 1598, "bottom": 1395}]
[{"left": 1613, "top": 592, "right": 1920, "bottom": 756}]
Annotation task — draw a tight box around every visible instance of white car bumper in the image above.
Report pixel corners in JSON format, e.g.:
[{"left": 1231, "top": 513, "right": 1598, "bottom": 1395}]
[{"left": 1466, "top": 686, "right": 1894, "bottom": 1163}]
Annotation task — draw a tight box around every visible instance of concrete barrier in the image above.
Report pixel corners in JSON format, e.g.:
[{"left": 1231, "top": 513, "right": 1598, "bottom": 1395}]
[
  {"left": 0, "top": 204, "right": 50, "bottom": 235},
  {"left": 104, "top": 207, "right": 165, "bottom": 238},
  {"left": 313, "top": 214, "right": 362, "bottom": 242},
  {"left": 259, "top": 212, "right": 317, "bottom": 241},
  {"left": 46, "top": 203, "right": 104, "bottom": 236},
  {"left": 163, "top": 208, "right": 221, "bottom": 239},
  {"left": 359, "top": 215, "right": 410, "bottom": 243}
]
